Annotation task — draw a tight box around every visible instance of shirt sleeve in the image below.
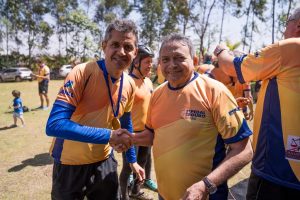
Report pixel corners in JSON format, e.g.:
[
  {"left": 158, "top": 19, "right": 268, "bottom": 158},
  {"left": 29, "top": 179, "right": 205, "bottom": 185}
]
[
  {"left": 46, "top": 100, "right": 111, "bottom": 143},
  {"left": 145, "top": 93, "right": 154, "bottom": 132},
  {"left": 120, "top": 112, "right": 137, "bottom": 163},
  {"left": 56, "top": 64, "right": 89, "bottom": 107},
  {"left": 233, "top": 42, "right": 281, "bottom": 83},
  {"left": 211, "top": 84, "right": 252, "bottom": 144}
]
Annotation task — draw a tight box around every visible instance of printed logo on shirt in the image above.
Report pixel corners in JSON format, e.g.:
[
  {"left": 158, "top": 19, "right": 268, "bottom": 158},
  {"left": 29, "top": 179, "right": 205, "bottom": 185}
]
[
  {"left": 181, "top": 109, "right": 206, "bottom": 120},
  {"left": 64, "top": 80, "right": 74, "bottom": 88},
  {"left": 228, "top": 107, "right": 240, "bottom": 115},
  {"left": 285, "top": 135, "right": 300, "bottom": 161},
  {"left": 59, "top": 89, "right": 74, "bottom": 98}
]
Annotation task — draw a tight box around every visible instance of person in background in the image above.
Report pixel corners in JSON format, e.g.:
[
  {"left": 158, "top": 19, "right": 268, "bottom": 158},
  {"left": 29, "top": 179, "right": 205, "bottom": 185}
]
[
  {"left": 214, "top": 7, "right": 300, "bottom": 200},
  {"left": 10, "top": 90, "right": 25, "bottom": 127},
  {"left": 31, "top": 58, "right": 50, "bottom": 110},
  {"left": 120, "top": 44, "right": 157, "bottom": 200}
]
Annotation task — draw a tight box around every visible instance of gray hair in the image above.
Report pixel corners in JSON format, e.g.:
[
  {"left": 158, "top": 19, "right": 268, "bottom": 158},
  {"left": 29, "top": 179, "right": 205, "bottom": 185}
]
[
  {"left": 104, "top": 19, "right": 138, "bottom": 46},
  {"left": 159, "top": 33, "right": 195, "bottom": 58},
  {"left": 289, "top": 7, "right": 300, "bottom": 21}
]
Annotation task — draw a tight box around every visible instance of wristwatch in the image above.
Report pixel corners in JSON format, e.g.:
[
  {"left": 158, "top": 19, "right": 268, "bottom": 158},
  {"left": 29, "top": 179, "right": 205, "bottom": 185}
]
[
  {"left": 202, "top": 176, "right": 217, "bottom": 194},
  {"left": 214, "top": 48, "right": 226, "bottom": 57}
]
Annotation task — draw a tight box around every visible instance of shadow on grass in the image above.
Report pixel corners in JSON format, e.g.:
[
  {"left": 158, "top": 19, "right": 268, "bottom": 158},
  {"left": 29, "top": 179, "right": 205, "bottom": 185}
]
[
  {"left": 228, "top": 178, "right": 249, "bottom": 200},
  {"left": 0, "top": 125, "right": 17, "bottom": 131},
  {"left": 8, "top": 153, "right": 53, "bottom": 172}
]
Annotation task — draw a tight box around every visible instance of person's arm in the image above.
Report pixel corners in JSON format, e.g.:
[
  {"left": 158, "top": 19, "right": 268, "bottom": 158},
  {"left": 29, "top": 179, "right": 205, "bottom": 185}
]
[
  {"left": 182, "top": 138, "right": 253, "bottom": 200},
  {"left": 46, "top": 100, "right": 131, "bottom": 146},
  {"left": 119, "top": 112, "right": 145, "bottom": 181},
  {"left": 132, "top": 128, "right": 154, "bottom": 146}
]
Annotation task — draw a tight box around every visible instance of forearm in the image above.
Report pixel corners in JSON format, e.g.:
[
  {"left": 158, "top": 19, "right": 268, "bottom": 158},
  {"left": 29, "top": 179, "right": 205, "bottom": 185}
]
[
  {"left": 46, "top": 100, "right": 111, "bottom": 144},
  {"left": 217, "top": 51, "right": 236, "bottom": 77},
  {"left": 132, "top": 129, "right": 154, "bottom": 146},
  {"left": 205, "top": 138, "right": 253, "bottom": 186}
]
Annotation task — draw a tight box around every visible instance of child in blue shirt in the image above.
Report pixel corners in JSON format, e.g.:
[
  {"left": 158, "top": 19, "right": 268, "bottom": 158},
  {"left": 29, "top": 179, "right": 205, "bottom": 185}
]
[{"left": 11, "top": 90, "right": 25, "bottom": 127}]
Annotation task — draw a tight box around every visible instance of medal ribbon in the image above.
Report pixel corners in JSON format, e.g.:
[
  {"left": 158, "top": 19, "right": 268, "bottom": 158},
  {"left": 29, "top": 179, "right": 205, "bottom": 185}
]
[{"left": 98, "top": 60, "right": 123, "bottom": 118}]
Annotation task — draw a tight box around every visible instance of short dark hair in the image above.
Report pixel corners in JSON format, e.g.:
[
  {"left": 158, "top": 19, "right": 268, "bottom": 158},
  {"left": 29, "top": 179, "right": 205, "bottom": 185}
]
[
  {"left": 159, "top": 33, "right": 195, "bottom": 58},
  {"left": 103, "top": 19, "right": 138, "bottom": 46},
  {"left": 12, "top": 90, "right": 21, "bottom": 98}
]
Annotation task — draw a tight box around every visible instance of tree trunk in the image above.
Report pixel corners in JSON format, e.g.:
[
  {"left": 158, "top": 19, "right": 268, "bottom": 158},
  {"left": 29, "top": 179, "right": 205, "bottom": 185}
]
[
  {"left": 242, "top": 0, "right": 252, "bottom": 51},
  {"left": 286, "top": 0, "right": 293, "bottom": 20},
  {"left": 272, "top": 0, "right": 275, "bottom": 43},
  {"left": 219, "top": 0, "right": 226, "bottom": 43}
]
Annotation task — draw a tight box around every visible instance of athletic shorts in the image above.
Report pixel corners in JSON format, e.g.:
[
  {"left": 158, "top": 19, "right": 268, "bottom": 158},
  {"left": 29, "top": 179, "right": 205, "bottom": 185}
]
[
  {"left": 38, "top": 80, "right": 49, "bottom": 94},
  {"left": 13, "top": 112, "right": 23, "bottom": 118},
  {"left": 51, "top": 155, "right": 119, "bottom": 200},
  {"left": 247, "top": 172, "right": 300, "bottom": 200}
]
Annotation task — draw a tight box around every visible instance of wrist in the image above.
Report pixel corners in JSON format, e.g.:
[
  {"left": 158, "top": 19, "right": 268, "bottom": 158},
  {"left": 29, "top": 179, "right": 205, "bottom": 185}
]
[{"left": 202, "top": 176, "right": 217, "bottom": 195}]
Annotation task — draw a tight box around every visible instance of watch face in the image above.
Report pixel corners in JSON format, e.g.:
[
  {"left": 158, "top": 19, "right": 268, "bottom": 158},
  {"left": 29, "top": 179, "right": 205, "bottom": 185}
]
[{"left": 208, "top": 186, "right": 217, "bottom": 194}]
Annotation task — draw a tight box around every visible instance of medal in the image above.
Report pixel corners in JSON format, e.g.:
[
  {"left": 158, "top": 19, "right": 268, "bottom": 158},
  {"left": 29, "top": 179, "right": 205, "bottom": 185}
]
[
  {"left": 112, "top": 117, "right": 121, "bottom": 130},
  {"left": 98, "top": 60, "right": 123, "bottom": 130}
]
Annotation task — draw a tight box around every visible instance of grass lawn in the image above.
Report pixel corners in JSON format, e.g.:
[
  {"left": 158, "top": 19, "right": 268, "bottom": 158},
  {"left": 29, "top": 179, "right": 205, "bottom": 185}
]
[{"left": 0, "top": 80, "right": 252, "bottom": 200}]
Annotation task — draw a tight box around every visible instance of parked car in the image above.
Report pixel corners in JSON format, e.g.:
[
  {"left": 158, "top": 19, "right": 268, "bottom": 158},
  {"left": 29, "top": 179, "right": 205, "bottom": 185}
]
[
  {"left": 0, "top": 67, "right": 33, "bottom": 82},
  {"left": 59, "top": 64, "right": 72, "bottom": 78}
]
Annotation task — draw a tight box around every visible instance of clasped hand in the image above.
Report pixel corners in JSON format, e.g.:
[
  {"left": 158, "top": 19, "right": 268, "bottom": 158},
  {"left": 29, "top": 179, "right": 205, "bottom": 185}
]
[{"left": 109, "top": 129, "right": 134, "bottom": 152}]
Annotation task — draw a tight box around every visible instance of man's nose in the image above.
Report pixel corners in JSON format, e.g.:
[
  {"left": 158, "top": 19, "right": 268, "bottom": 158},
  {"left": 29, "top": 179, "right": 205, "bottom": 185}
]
[{"left": 117, "top": 46, "right": 126, "bottom": 55}]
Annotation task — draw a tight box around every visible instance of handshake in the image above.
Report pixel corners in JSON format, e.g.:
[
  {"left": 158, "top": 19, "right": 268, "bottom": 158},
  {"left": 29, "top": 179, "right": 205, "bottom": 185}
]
[{"left": 108, "top": 129, "right": 135, "bottom": 152}]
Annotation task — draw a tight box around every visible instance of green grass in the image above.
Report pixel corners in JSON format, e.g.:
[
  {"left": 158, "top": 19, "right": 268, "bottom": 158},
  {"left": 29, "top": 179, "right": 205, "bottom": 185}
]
[{"left": 0, "top": 80, "right": 252, "bottom": 200}]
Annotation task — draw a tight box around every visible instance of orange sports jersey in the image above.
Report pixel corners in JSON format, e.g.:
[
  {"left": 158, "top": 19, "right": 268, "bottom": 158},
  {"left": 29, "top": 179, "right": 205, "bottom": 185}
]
[
  {"left": 49, "top": 61, "right": 135, "bottom": 165},
  {"left": 146, "top": 72, "right": 252, "bottom": 199},
  {"left": 37, "top": 65, "right": 50, "bottom": 82},
  {"left": 234, "top": 38, "right": 300, "bottom": 190},
  {"left": 129, "top": 75, "right": 153, "bottom": 131}
]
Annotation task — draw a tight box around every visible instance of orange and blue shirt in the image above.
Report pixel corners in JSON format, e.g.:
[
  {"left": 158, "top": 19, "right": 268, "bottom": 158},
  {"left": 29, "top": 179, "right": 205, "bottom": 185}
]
[
  {"left": 146, "top": 72, "right": 252, "bottom": 200},
  {"left": 46, "top": 59, "right": 136, "bottom": 165},
  {"left": 129, "top": 74, "right": 153, "bottom": 131},
  {"left": 233, "top": 38, "right": 300, "bottom": 190}
]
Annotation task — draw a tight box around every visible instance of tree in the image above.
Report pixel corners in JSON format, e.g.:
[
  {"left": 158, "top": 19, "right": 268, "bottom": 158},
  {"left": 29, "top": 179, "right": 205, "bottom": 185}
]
[
  {"left": 190, "top": 0, "right": 218, "bottom": 58},
  {"left": 138, "top": 0, "right": 164, "bottom": 49},
  {"left": 49, "top": 0, "right": 79, "bottom": 56},
  {"left": 66, "top": 9, "right": 100, "bottom": 58},
  {"left": 21, "top": 0, "right": 53, "bottom": 66}
]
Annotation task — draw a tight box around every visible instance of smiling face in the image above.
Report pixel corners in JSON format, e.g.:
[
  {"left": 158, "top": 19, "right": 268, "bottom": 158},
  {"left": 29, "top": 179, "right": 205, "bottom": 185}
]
[
  {"left": 102, "top": 30, "right": 137, "bottom": 75},
  {"left": 159, "top": 41, "right": 194, "bottom": 88}
]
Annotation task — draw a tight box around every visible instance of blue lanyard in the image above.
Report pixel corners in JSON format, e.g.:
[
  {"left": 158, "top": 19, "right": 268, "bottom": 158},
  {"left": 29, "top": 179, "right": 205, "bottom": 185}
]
[{"left": 98, "top": 60, "right": 123, "bottom": 118}]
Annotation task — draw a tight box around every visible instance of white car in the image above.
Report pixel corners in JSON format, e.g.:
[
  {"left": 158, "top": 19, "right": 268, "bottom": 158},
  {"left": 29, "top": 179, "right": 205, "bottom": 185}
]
[
  {"left": 0, "top": 67, "right": 33, "bottom": 82},
  {"left": 59, "top": 65, "right": 72, "bottom": 77}
]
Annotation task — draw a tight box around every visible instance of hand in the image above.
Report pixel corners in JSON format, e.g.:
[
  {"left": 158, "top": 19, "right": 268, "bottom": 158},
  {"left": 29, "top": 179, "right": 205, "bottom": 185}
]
[
  {"left": 236, "top": 97, "right": 250, "bottom": 109},
  {"left": 109, "top": 129, "right": 133, "bottom": 152},
  {"left": 31, "top": 73, "right": 36, "bottom": 77},
  {"left": 213, "top": 43, "right": 229, "bottom": 57},
  {"left": 130, "top": 162, "right": 145, "bottom": 182},
  {"left": 181, "top": 181, "right": 208, "bottom": 200},
  {"left": 246, "top": 98, "right": 254, "bottom": 121}
]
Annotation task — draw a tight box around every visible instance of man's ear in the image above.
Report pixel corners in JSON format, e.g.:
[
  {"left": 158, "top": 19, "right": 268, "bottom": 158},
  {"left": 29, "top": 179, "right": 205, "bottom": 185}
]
[{"left": 102, "top": 41, "right": 107, "bottom": 51}]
